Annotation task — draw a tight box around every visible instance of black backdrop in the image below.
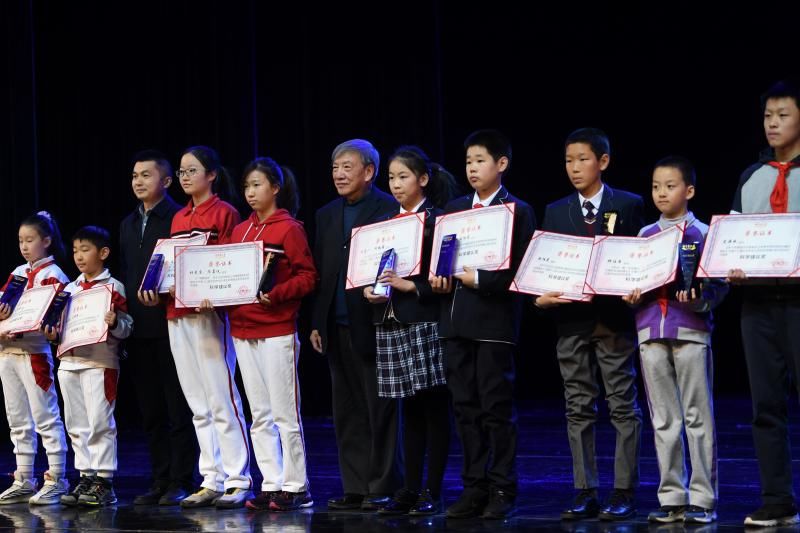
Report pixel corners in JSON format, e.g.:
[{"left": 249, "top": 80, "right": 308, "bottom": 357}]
[{"left": 3, "top": 0, "right": 799, "bottom": 424}]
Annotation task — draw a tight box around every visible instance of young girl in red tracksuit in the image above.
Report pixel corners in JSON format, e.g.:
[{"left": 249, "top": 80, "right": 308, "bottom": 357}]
[
  {"left": 228, "top": 157, "right": 317, "bottom": 512},
  {"left": 163, "top": 145, "right": 252, "bottom": 509}
]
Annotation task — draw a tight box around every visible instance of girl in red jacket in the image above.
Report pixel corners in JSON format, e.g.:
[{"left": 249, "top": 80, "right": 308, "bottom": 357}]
[
  {"left": 142, "top": 146, "right": 252, "bottom": 509},
  {"left": 228, "top": 157, "right": 317, "bottom": 512}
]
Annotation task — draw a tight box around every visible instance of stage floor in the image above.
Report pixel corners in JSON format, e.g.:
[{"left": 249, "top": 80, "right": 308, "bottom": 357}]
[{"left": 0, "top": 395, "right": 796, "bottom": 531}]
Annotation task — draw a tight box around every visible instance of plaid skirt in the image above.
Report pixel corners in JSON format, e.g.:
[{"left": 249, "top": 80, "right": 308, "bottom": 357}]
[{"left": 376, "top": 321, "right": 446, "bottom": 398}]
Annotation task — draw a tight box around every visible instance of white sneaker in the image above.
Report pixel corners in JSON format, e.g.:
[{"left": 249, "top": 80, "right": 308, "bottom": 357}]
[
  {"left": 179, "top": 487, "right": 223, "bottom": 508},
  {"left": 0, "top": 473, "right": 38, "bottom": 505},
  {"left": 29, "top": 472, "right": 70, "bottom": 505},
  {"left": 215, "top": 487, "right": 253, "bottom": 509}
]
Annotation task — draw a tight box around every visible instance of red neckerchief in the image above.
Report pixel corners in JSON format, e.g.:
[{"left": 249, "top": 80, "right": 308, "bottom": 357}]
[
  {"left": 25, "top": 260, "right": 55, "bottom": 289},
  {"left": 767, "top": 161, "right": 796, "bottom": 213}
]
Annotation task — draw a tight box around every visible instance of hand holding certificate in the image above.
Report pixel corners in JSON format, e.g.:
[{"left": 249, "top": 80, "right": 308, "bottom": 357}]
[
  {"left": 174, "top": 242, "right": 264, "bottom": 308},
  {"left": 57, "top": 285, "right": 112, "bottom": 357},
  {"left": 430, "top": 203, "right": 516, "bottom": 277},
  {"left": 150, "top": 233, "right": 209, "bottom": 293},
  {"left": 584, "top": 223, "right": 684, "bottom": 296},
  {"left": 697, "top": 213, "right": 800, "bottom": 278},
  {"left": 510, "top": 231, "right": 595, "bottom": 301},
  {"left": 0, "top": 285, "right": 59, "bottom": 335},
  {"left": 346, "top": 213, "right": 426, "bottom": 289}
]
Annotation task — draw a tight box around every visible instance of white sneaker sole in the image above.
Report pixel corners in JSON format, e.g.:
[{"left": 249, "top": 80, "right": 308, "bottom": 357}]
[
  {"left": 744, "top": 513, "right": 800, "bottom": 527},
  {"left": 0, "top": 495, "right": 35, "bottom": 505}
]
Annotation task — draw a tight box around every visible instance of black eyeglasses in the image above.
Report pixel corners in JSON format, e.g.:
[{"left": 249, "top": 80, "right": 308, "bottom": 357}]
[{"left": 176, "top": 167, "right": 205, "bottom": 178}]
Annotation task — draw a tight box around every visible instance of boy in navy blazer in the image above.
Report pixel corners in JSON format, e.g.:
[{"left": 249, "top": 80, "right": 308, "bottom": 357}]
[
  {"left": 536, "top": 128, "right": 645, "bottom": 521},
  {"left": 431, "top": 130, "right": 536, "bottom": 520}
]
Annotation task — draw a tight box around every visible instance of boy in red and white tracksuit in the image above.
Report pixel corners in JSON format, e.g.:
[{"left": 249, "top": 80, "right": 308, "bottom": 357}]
[
  {"left": 58, "top": 258, "right": 132, "bottom": 506},
  {"left": 229, "top": 208, "right": 317, "bottom": 510},
  {"left": 0, "top": 256, "right": 69, "bottom": 504}
]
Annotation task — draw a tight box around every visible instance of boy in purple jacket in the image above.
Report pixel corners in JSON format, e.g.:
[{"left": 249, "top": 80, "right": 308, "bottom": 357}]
[{"left": 623, "top": 156, "right": 727, "bottom": 525}]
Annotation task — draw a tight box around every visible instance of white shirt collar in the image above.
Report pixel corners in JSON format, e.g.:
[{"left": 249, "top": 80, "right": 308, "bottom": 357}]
[
  {"left": 400, "top": 198, "right": 427, "bottom": 214},
  {"left": 472, "top": 186, "right": 502, "bottom": 208},
  {"left": 578, "top": 184, "right": 605, "bottom": 210},
  {"left": 76, "top": 268, "right": 111, "bottom": 284},
  {"left": 28, "top": 255, "right": 55, "bottom": 270}
]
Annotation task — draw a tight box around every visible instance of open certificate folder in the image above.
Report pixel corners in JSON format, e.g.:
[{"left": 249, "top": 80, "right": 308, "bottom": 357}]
[
  {"left": 0, "top": 284, "right": 60, "bottom": 335},
  {"left": 697, "top": 213, "right": 800, "bottom": 278},
  {"left": 173, "top": 241, "right": 264, "bottom": 308},
  {"left": 345, "top": 213, "right": 426, "bottom": 289},
  {"left": 429, "top": 203, "right": 515, "bottom": 277},
  {"left": 509, "top": 231, "right": 595, "bottom": 301},
  {"left": 583, "top": 223, "right": 684, "bottom": 296},
  {"left": 57, "top": 285, "right": 112, "bottom": 357}
]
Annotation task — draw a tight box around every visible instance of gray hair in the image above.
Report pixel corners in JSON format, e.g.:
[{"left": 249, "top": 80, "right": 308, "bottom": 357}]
[{"left": 331, "top": 139, "right": 380, "bottom": 181}]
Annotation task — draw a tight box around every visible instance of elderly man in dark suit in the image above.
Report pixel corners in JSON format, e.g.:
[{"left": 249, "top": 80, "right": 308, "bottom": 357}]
[{"left": 310, "top": 139, "right": 401, "bottom": 511}]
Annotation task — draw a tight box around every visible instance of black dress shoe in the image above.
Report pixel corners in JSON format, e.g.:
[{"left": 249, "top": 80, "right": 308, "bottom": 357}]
[
  {"left": 409, "top": 489, "right": 442, "bottom": 516},
  {"left": 598, "top": 489, "right": 636, "bottom": 521},
  {"left": 561, "top": 489, "right": 600, "bottom": 520},
  {"left": 133, "top": 485, "right": 167, "bottom": 505},
  {"left": 158, "top": 487, "right": 189, "bottom": 506},
  {"left": 361, "top": 493, "right": 392, "bottom": 510},
  {"left": 482, "top": 488, "right": 516, "bottom": 519},
  {"left": 378, "top": 489, "right": 418, "bottom": 515},
  {"left": 327, "top": 493, "right": 364, "bottom": 510},
  {"left": 446, "top": 489, "right": 489, "bottom": 519}
]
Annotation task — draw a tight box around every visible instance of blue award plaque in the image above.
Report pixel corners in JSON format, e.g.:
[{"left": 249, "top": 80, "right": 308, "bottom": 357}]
[
  {"left": 678, "top": 241, "right": 700, "bottom": 293},
  {"left": 373, "top": 248, "right": 397, "bottom": 298},
  {"left": 435, "top": 234, "right": 458, "bottom": 277},
  {"left": 0, "top": 275, "right": 27, "bottom": 311},
  {"left": 140, "top": 253, "right": 165, "bottom": 292},
  {"left": 41, "top": 291, "right": 71, "bottom": 330}
]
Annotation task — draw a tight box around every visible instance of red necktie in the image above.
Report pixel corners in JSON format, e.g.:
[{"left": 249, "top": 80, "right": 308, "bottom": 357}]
[
  {"left": 767, "top": 161, "right": 796, "bottom": 213},
  {"left": 657, "top": 286, "right": 669, "bottom": 317},
  {"left": 473, "top": 203, "right": 483, "bottom": 209},
  {"left": 25, "top": 261, "right": 55, "bottom": 289}
]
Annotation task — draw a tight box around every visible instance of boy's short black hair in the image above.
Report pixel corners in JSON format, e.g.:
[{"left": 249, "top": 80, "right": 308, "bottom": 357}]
[
  {"left": 464, "top": 129, "right": 512, "bottom": 168},
  {"left": 72, "top": 226, "right": 111, "bottom": 251},
  {"left": 131, "top": 149, "right": 173, "bottom": 179},
  {"left": 654, "top": 155, "right": 696, "bottom": 187},
  {"left": 565, "top": 128, "right": 611, "bottom": 160},
  {"left": 761, "top": 80, "right": 800, "bottom": 111}
]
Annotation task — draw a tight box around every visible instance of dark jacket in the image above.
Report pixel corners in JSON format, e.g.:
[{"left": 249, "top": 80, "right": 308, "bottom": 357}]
[
  {"left": 370, "top": 200, "right": 441, "bottom": 325},
  {"left": 437, "top": 187, "right": 537, "bottom": 344},
  {"left": 119, "top": 195, "right": 181, "bottom": 339},
  {"left": 541, "top": 185, "right": 645, "bottom": 336},
  {"left": 311, "top": 187, "right": 398, "bottom": 354}
]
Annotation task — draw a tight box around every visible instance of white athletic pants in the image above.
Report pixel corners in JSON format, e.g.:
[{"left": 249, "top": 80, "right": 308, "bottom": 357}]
[
  {"left": 168, "top": 313, "right": 251, "bottom": 491},
  {"left": 233, "top": 333, "right": 308, "bottom": 492},
  {"left": 58, "top": 366, "right": 118, "bottom": 476},
  {"left": 0, "top": 351, "right": 67, "bottom": 472}
]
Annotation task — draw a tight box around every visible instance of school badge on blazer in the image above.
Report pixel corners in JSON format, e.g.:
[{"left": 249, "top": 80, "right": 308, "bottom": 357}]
[{"left": 603, "top": 211, "right": 619, "bottom": 235}]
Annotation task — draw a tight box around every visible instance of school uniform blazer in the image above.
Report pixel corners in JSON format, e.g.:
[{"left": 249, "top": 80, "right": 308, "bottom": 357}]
[
  {"left": 311, "top": 187, "right": 398, "bottom": 354},
  {"left": 370, "top": 200, "right": 441, "bottom": 325},
  {"left": 119, "top": 195, "right": 181, "bottom": 339},
  {"left": 541, "top": 185, "right": 645, "bottom": 336},
  {"left": 437, "top": 187, "right": 537, "bottom": 344}
]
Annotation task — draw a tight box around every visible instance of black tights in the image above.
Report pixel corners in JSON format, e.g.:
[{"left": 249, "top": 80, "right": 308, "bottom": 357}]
[{"left": 403, "top": 386, "right": 451, "bottom": 498}]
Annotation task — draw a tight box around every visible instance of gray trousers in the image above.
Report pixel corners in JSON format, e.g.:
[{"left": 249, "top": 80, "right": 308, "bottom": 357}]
[
  {"left": 556, "top": 323, "right": 642, "bottom": 490},
  {"left": 640, "top": 340, "right": 717, "bottom": 509}
]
